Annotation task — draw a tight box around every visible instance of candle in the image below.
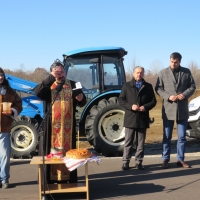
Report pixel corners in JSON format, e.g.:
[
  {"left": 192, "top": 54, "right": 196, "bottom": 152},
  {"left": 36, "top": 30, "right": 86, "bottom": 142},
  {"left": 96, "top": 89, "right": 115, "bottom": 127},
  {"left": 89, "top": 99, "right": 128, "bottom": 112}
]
[{"left": 77, "top": 130, "right": 79, "bottom": 150}]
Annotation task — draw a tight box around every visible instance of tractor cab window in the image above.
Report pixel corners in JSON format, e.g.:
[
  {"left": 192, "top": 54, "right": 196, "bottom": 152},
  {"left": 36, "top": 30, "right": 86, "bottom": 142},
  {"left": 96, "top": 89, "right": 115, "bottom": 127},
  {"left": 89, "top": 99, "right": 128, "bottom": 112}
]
[
  {"left": 102, "top": 56, "right": 125, "bottom": 90},
  {"left": 65, "top": 57, "right": 100, "bottom": 101}
]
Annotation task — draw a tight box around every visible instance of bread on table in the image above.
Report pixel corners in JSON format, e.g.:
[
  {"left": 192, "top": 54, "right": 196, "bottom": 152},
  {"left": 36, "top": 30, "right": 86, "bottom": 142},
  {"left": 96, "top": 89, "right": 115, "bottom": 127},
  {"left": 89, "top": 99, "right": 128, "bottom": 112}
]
[{"left": 66, "top": 148, "right": 92, "bottom": 159}]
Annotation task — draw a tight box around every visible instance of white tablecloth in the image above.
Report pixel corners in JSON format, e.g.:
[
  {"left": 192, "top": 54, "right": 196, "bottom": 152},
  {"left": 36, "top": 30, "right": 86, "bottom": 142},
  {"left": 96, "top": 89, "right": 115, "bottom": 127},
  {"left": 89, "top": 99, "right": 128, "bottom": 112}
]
[{"left": 63, "top": 156, "right": 101, "bottom": 171}]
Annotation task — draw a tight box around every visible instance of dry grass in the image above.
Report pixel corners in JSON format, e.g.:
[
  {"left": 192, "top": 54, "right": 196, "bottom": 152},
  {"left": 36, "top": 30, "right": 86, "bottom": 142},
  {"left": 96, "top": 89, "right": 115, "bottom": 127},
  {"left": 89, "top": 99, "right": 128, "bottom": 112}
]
[{"left": 146, "top": 89, "right": 200, "bottom": 143}]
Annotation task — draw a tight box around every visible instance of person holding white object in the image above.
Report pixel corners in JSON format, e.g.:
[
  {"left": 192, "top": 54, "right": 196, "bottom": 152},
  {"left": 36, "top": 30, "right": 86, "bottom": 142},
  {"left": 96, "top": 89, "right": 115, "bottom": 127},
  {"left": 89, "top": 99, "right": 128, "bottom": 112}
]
[{"left": 0, "top": 68, "right": 22, "bottom": 189}]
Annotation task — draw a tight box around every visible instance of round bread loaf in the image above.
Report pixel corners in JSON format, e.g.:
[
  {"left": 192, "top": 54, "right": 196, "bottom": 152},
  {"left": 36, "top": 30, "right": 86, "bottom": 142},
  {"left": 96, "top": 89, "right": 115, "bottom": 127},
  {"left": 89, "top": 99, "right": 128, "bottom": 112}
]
[{"left": 66, "top": 148, "right": 92, "bottom": 159}]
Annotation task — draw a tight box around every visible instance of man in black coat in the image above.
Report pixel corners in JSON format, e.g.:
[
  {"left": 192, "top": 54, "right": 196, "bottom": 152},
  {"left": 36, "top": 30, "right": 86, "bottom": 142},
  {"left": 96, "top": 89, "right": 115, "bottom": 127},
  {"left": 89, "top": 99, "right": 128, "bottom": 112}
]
[{"left": 119, "top": 66, "right": 156, "bottom": 170}]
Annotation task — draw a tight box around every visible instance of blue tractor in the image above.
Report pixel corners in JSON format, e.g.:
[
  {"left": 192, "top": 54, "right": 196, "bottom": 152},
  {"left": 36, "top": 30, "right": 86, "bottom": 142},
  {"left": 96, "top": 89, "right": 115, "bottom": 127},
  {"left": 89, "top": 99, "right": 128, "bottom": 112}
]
[
  {"left": 9, "top": 46, "right": 127, "bottom": 157},
  {"left": 6, "top": 74, "right": 44, "bottom": 157}
]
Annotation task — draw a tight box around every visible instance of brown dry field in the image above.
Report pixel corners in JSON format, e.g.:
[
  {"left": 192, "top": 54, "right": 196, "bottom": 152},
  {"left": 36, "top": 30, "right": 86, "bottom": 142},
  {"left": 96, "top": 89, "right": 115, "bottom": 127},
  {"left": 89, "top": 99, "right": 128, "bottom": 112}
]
[
  {"left": 146, "top": 89, "right": 200, "bottom": 143},
  {"left": 78, "top": 89, "right": 200, "bottom": 148}
]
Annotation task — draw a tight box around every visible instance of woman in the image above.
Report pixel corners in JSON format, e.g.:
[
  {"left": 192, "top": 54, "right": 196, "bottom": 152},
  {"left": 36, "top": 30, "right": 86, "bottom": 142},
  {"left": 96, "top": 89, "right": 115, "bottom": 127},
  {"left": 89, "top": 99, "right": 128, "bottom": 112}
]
[{"left": 0, "top": 68, "right": 22, "bottom": 189}]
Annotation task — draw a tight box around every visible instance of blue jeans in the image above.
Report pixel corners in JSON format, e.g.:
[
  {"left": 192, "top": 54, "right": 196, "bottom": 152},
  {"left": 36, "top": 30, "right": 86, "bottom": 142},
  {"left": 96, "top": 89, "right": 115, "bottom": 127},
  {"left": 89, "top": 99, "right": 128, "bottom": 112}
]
[
  {"left": 162, "top": 119, "right": 187, "bottom": 162},
  {"left": 0, "top": 132, "right": 11, "bottom": 184}
]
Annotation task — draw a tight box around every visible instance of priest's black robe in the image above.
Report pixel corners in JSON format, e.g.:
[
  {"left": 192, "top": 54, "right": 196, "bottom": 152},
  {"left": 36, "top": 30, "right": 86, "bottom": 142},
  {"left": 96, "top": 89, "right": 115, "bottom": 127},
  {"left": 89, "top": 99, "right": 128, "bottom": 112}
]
[{"left": 34, "top": 74, "right": 86, "bottom": 183}]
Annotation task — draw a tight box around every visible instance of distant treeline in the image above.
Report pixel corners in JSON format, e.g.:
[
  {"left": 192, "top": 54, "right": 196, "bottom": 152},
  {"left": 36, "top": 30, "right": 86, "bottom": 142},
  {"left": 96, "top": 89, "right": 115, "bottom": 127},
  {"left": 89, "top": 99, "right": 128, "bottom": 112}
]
[
  {"left": 4, "top": 62, "right": 200, "bottom": 89},
  {"left": 126, "top": 61, "right": 200, "bottom": 89}
]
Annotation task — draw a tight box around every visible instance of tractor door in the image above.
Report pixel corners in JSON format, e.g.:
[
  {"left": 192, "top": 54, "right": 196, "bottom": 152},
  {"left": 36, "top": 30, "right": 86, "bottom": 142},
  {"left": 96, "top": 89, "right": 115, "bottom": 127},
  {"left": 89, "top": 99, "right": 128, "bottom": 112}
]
[{"left": 101, "top": 56, "right": 126, "bottom": 92}]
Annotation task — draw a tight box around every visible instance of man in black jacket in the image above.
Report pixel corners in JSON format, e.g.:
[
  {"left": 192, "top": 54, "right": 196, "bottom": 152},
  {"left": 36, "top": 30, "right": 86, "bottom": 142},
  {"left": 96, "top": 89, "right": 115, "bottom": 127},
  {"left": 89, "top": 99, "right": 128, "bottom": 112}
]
[{"left": 119, "top": 66, "right": 156, "bottom": 170}]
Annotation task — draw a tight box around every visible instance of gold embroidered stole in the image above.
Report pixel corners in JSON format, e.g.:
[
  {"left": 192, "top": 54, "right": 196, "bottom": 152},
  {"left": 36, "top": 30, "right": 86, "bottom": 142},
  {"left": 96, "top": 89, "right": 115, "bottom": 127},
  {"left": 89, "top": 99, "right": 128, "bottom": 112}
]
[
  {"left": 0, "top": 94, "right": 2, "bottom": 132},
  {"left": 50, "top": 80, "right": 73, "bottom": 181}
]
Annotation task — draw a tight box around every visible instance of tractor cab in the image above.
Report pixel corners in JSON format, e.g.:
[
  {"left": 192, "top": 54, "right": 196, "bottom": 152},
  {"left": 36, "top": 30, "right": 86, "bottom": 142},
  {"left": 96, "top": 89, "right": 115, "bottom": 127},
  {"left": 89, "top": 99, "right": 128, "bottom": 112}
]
[{"left": 63, "top": 47, "right": 127, "bottom": 101}]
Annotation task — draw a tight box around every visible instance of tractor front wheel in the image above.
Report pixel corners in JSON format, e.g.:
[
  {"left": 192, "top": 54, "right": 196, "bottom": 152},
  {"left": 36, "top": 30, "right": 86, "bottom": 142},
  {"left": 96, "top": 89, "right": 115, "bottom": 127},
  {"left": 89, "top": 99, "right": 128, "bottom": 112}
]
[{"left": 10, "top": 119, "right": 38, "bottom": 158}]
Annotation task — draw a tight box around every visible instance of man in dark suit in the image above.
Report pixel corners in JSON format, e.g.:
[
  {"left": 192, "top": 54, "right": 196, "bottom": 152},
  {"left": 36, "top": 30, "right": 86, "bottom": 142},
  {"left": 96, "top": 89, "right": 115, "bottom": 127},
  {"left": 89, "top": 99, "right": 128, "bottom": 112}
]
[
  {"left": 155, "top": 52, "right": 196, "bottom": 169},
  {"left": 119, "top": 66, "right": 157, "bottom": 170}
]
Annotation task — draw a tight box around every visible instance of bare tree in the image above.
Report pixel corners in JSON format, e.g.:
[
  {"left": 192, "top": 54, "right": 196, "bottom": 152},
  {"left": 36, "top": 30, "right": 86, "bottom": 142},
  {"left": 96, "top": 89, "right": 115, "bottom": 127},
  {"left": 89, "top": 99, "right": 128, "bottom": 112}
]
[
  {"left": 4, "top": 67, "right": 49, "bottom": 84},
  {"left": 187, "top": 61, "right": 200, "bottom": 88},
  {"left": 149, "top": 60, "right": 164, "bottom": 76},
  {"left": 125, "top": 58, "right": 139, "bottom": 81},
  {"left": 143, "top": 60, "right": 164, "bottom": 87}
]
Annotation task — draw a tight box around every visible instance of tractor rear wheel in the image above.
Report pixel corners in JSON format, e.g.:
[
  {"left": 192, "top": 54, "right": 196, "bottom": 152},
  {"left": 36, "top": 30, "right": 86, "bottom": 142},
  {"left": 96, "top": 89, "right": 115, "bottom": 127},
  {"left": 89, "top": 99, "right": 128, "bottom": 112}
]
[{"left": 85, "top": 97, "right": 125, "bottom": 156}]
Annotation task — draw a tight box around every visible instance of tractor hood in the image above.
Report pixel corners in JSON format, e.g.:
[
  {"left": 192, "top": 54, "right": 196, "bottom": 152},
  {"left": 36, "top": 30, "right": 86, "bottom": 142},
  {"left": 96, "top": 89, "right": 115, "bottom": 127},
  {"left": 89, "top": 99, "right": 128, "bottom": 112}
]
[{"left": 5, "top": 74, "right": 37, "bottom": 95}]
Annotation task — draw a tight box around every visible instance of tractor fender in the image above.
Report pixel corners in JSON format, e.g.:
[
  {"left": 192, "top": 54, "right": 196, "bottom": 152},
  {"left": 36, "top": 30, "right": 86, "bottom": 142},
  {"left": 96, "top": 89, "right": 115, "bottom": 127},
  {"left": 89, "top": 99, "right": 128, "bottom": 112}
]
[
  {"left": 78, "top": 90, "right": 121, "bottom": 136},
  {"left": 80, "top": 90, "right": 121, "bottom": 122}
]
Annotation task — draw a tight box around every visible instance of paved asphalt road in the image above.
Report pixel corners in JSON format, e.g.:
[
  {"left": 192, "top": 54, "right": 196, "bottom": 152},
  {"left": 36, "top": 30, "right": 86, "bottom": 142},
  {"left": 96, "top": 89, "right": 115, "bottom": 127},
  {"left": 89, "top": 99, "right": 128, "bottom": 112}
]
[{"left": 0, "top": 148, "right": 200, "bottom": 200}]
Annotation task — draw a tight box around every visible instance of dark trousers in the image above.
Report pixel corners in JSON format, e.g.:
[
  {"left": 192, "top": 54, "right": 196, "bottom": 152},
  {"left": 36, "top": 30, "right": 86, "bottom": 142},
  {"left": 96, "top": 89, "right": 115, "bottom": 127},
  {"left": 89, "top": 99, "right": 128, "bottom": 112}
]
[{"left": 123, "top": 127, "right": 146, "bottom": 164}]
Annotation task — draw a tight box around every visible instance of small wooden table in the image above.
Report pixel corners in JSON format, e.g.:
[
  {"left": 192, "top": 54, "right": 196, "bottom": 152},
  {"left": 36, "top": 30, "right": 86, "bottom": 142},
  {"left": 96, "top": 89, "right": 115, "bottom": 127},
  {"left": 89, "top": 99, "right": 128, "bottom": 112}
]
[{"left": 30, "top": 156, "right": 89, "bottom": 200}]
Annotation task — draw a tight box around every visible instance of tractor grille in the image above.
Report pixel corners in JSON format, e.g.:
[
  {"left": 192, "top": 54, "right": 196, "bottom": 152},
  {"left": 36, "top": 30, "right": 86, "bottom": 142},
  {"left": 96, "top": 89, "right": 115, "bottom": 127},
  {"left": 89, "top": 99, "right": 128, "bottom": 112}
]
[{"left": 189, "top": 107, "right": 200, "bottom": 116}]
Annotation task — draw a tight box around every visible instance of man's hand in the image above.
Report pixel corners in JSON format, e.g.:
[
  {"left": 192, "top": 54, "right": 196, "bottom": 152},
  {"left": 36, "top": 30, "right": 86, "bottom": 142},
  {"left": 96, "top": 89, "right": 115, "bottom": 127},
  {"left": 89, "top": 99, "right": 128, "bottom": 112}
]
[
  {"left": 132, "top": 104, "right": 139, "bottom": 111},
  {"left": 51, "top": 67, "right": 65, "bottom": 83},
  {"left": 51, "top": 68, "right": 59, "bottom": 78},
  {"left": 76, "top": 93, "right": 83, "bottom": 102},
  {"left": 177, "top": 94, "right": 185, "bottom": 100},
  {"left": 138, "top": 106, "right": 145, "bottom": 112},
  {"left": 169, "top": 95, "right": 177, "bottom": 102}
]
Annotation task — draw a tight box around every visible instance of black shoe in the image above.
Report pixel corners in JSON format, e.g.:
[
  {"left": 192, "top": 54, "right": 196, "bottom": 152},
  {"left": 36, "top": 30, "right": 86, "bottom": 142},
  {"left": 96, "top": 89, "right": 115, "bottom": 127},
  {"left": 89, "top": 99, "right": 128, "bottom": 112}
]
[
  {"left": 122, "top": 163, "right": 129, "bottom": 170},
  {"left": 135, "top": 163, "right": 145, "bottom": 170}
]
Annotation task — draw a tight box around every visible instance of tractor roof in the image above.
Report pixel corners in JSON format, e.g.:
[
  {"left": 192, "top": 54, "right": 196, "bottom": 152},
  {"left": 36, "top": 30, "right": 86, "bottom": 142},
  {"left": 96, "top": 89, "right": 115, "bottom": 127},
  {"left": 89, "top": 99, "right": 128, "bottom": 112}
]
[{"left": 63, "top": 46, "right": 127, "bottom": 57}]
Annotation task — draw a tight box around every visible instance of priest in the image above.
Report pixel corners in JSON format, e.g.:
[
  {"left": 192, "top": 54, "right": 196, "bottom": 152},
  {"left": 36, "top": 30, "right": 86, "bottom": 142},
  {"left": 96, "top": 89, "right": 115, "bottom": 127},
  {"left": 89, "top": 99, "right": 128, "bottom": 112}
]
[{"left": 34, "top": 60, "right": 86, "bottom": 183}]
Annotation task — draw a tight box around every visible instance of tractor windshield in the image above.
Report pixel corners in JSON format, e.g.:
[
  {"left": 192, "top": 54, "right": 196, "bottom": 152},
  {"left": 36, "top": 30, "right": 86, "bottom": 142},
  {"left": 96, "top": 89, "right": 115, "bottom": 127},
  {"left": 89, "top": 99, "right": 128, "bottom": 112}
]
[
  {"left": 65, "top": 57, "right": 100, "bottom": 100},
  {"left": 65, "top": 56, "right": 125, "bottom": 100}
]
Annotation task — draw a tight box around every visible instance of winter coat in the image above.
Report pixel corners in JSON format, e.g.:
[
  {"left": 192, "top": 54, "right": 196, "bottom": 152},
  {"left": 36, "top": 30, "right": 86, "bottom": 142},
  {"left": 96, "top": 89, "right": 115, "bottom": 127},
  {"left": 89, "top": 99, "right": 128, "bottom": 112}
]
[
  {"left": 155, "top": 66, "right": 196, "bottom": 120},
  {"left": 1, "top": 86, "right": 22, "bottom": 132},
  {"left": 119, "top": 79, "right": 157, "bottom": 128}
]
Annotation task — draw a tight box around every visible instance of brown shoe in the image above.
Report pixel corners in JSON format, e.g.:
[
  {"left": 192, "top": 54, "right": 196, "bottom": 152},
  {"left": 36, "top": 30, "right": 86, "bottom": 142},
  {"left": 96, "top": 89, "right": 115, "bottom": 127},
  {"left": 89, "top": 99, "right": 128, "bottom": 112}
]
[
  {"left": 162, "top": 160, "right": 169, "bottom": 169},
  {"left": 177, "top": 161, "right": 190, "bottom": 168}
]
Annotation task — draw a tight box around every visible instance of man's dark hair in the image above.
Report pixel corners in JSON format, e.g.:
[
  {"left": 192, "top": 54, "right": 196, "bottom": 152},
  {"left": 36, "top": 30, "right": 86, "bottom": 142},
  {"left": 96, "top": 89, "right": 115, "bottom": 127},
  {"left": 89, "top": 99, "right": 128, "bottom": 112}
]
[
  {"left": 0, "top": 67, "right": 9, "bottom": 87},
  {"left": 50, "top": 59, "right": 64, "bottom": 72},
  {"left": 170, "top": 52, "right": 182, "bottom": 62}
]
